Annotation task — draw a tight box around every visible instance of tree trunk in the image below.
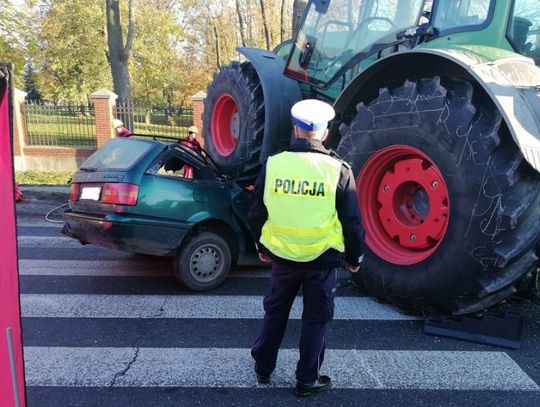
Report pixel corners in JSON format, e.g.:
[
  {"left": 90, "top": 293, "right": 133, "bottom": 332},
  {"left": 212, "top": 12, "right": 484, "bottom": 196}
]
[
  {"left": 292, "top": 0, "right": 308, "bottom": 37},
  {"left": 213, "top": 25, "right": 221, "bottom": 70},
  {"left": 259, "top": 0, "right": 271, "bottom": 50},
  {"left": 106, "top": 0, "right": 135, "bottom": 108},
  {"left": 247, "top": 0, "right": 254, "bottom": 46},
  {"left": 235, "top": 0, "right": 247, "bottom": 47},
  {"left": 280, "top": 0, "right": 287, "bottom": 43}
]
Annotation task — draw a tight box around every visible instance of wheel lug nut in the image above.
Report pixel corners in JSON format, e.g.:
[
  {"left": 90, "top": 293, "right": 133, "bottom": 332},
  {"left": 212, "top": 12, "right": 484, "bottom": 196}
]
[
  {"left": 432, "top": 181, "right": 439, "bottom": 189},
  {"left": 383, "top": 185, "right": 390, "bottom": 193},
  {"left": 410, "top": 234, "right": 416, "bottom": 241}
]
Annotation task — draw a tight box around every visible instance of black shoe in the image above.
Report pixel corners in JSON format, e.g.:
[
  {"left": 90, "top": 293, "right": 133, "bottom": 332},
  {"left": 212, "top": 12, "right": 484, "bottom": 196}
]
[
  {"left": 256, "top": 373, "right": 271, "bottom": 385},
  {"left": 295, "top": 375, "right": 331, "bottom": 397}
]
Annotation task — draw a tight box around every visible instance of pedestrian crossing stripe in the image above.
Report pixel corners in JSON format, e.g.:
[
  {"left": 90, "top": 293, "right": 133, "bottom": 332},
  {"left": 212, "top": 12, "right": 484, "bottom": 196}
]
[
  {"left": 17, "top": 236, "right": 83, "bottom": 248},
  {"left": 23, "top": 347, "right": 539, "bottom": 390},
  {"left": 18, "top": 260, "right": 269, "bottom": 278},
  {"left": 21, "top": 294, "right": 417, "bottom": 321}
]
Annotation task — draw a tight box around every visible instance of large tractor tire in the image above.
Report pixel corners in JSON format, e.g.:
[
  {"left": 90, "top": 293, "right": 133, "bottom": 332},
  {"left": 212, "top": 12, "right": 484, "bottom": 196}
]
[
  {"left": 203, "top": 61, "right": 264, "bottom": 185},
  {"left": 337, "top": 76, "right": 540, "bottom": 315}
]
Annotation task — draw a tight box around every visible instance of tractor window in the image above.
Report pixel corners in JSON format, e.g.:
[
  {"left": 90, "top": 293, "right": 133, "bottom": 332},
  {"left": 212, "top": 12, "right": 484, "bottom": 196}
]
[
  {"left": 507, "top": 0, "right": 540, "bottom": 66},
  {"left": 431, "top": 0, "right": 493, "bottom": 34},
  {"left": 285, "top": 0, "right": 426, "bottom": 88}
]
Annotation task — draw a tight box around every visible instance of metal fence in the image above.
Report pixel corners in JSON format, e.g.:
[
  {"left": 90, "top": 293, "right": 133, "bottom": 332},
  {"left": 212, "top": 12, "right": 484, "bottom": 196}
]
[
  {"left": 23, "top": 102, "right": 97, "bottom": 148},
  {"left": 116, "top": 100, "right": 194, "bottom": 139}
]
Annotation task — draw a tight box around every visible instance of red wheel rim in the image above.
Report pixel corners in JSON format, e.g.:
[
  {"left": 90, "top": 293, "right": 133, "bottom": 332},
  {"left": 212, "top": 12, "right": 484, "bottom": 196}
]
[
  {"left": 211, "top": 93, "right": 239, "bottom": 156},
  {"left": 358, "top": 145, "right": 450, "bottom": 265}
]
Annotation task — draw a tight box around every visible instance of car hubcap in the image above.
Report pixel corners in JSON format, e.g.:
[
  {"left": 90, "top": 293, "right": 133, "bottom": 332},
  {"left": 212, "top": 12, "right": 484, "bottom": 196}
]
[
  {"left": 189, "top": 244, "right": 224, "bottom": 283},
  {"left": 211, "top": 93, "right": 238, "bottom": 156},
  {"left": 358, "top": 145, "right": 450, "bottom": 265}
]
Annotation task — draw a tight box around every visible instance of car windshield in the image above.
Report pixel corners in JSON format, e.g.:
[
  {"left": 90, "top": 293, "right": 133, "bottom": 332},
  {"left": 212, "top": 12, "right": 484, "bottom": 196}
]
[
  {"left": 285, "top": 0, "right": 426, "bottom": 88},
  {"left": 507, "top": 0, "right": 540, "bottom": 66},
  {"left": 80, "top": 138, "right": 154, "bottom": 171}
]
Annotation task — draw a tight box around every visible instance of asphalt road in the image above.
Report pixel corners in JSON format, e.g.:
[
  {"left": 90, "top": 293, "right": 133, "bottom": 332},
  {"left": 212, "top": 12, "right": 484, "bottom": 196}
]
[{"left": 15, "top": 190, "right": 540, "bottom": 406}]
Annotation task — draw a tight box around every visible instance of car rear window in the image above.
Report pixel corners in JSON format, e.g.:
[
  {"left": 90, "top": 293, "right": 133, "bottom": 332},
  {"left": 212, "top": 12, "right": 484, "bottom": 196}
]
[{"left": 80, "top": 138, "right": 154, "bottom": 171}]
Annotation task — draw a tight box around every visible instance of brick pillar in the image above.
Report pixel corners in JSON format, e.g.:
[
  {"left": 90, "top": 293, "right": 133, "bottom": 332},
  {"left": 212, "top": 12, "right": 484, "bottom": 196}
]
[
  {"left": 12, "top": 88, "right": 27, "bottom": 171},
  {"left": 191, "top": 91, "right": 206, "bottom": 146},
  {"left": 91, "top": 88, "right": 118, "bottom": 148}
]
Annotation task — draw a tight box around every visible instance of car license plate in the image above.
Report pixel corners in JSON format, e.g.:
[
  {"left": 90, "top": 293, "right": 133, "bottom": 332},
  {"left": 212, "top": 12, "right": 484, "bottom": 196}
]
[{"left": 80, "top": 186, "right": 101, "bottom": 201}]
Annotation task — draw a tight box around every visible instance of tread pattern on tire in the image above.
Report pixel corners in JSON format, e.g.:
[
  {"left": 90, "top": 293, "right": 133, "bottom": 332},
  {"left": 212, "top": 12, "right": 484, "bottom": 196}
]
[
  {"left": 337, "top": 76, "right": 540, "bottom": 315},
  {"left": 203, "top": 62, "right": 265, "bottom": 186}
]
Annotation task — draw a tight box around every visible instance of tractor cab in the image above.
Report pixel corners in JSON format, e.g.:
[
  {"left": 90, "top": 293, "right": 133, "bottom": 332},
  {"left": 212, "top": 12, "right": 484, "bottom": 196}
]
[
  {"left": 285, "top": 0, "right": 540, "bottom": 98},
  {"left": 506, "top": 0, "right": 540, "bottom": 65},
  {"left": 285, "top": 0, "right": 428, "bottom": 93}
]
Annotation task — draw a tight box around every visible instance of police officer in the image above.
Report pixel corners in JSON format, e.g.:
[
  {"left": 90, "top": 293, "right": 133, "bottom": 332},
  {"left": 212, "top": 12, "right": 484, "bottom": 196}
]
[{"left": 248, "top": 99, "right": 364, "bottom": 397}]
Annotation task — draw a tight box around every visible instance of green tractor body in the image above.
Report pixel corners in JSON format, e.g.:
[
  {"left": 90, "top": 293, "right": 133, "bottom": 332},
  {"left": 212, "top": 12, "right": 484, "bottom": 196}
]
[{"left": 203, "top": 0, "right": 540, "bottom": 315}]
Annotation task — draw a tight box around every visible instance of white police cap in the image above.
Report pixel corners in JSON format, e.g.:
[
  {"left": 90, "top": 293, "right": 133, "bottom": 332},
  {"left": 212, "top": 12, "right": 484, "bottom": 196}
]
[{"left": 291, "top": 99, "right": 335, "bottom": 131}]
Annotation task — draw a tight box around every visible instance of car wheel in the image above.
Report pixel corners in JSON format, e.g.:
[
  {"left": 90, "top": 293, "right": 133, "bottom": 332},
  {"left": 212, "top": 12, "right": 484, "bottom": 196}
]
[{"left": 174, "top": 232, "right": 231, "bottom": 291}]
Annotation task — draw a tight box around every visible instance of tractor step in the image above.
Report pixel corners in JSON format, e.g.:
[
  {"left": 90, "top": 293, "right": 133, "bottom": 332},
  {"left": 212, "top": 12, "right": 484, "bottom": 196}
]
[{"left": 423, "top": 311, "right": 522, "bottom": 349}]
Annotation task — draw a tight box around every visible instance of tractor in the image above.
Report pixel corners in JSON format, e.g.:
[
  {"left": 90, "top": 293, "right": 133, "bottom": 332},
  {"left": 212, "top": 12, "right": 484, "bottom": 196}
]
[{"left": 203, "top": 0, "right": 540, "bottom": 315}]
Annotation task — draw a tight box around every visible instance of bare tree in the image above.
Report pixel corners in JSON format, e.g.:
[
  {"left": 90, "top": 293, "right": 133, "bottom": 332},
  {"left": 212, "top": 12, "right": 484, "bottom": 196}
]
[
  {"left": 280, "top": 0, "right": 287, "bottom": 43},
  {"left": 235, "top": 0, "right": 247, "bottom": 47},
  {"left": 259, "top": 0, "right": 271, "bottom": 50},
  {"left": 293, "top": 0, "right": 308, "bottom": 37},
  {"left": 106, "top": 0, "right": 135, "bottom": 104},
  {"left": 247, "top": 0, "right": 254, "bottom": 45},
  {"left": 213, "top": 25, "right": 221, "bottom": 70}
]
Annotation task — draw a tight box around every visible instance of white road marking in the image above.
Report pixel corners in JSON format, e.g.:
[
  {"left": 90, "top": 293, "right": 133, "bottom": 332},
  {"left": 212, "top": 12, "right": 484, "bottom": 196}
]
[
  {"left": 18, "top": 236, "right": 88, "bottom": 248},
  {"left": 24, "top": 347, "right": 539, "bottom": 390},
  {"left": 18, "top": 260, "right": 270, "bottom": 277},
  {"left": 21, "top": 294, "right": 416, "bottom": 320},
  {"left": 19, "top": 260, "right": 173, "bottom": 277}
]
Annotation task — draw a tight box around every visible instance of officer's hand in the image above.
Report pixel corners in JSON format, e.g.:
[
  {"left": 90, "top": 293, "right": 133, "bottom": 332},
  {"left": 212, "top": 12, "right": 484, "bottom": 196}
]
[
  {"left": 258, "top": 252, "right": 272, "bottom": 264},
  {"left": 346, "top": 263, "right": 360, "bottom": 273}
]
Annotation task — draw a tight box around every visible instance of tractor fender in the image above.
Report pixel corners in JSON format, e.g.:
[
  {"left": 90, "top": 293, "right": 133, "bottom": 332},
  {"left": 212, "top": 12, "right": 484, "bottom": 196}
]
[
  {"left": 237, "top": 47, "right": 303, "bottom": 162},
  {"left": 334, "top": 49, "right": 540, "bottom": 173}
]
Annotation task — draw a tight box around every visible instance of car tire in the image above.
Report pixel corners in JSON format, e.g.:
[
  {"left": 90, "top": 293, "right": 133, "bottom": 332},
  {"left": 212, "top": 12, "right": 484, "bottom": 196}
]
[
  {"left": 337, "top": 76, "right": 540, "bottom": 315},
  {"left": 202, "top": 61, "right": 264, "bottom": 186},
  {"left": 174, "top": 232, "right": 232, "bottom": 291}
]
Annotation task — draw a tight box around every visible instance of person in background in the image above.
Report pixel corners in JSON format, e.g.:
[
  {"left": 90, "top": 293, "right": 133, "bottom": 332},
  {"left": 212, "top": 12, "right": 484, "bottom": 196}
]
[
  {"left": 181, "top": 126, "right": 203, "bottom": 154},
  {"left": 113, "top": 119, "right": 132, "bottom": 138},
  {"left": 248, "top": 99, "right": 364, "bottom": 397},
  {"left": 180, "top": 126, "right": 203, "bottom": 178},
  {"left": 15, "top": 183, "right": 23, "bottom": 202}
]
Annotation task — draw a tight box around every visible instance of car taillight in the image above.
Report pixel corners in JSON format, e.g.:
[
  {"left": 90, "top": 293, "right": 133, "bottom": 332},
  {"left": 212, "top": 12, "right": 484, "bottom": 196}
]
[
  {"left": 101, "top": 183, "right": 139, "bottom": 206},
  {"left": 70, "top": 183, "right": 80, "bottom": 201}
]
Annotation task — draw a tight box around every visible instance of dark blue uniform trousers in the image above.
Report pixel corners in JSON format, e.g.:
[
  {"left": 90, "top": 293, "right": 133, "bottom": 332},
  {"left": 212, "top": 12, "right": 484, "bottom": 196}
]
[{"left": 251, "top": 262, "right": 337, "bottom": 383}]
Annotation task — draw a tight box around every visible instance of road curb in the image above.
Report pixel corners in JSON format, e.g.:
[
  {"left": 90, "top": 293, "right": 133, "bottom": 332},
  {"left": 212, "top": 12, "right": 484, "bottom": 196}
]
[{"left": 19, "top": 186, "right": 70, "bottom": 202}]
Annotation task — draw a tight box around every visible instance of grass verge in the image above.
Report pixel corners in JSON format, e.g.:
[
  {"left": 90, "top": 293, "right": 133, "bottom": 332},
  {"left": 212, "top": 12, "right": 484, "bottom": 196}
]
[{"left": 16, "top": 170, "right": 73, "bottom": 185}]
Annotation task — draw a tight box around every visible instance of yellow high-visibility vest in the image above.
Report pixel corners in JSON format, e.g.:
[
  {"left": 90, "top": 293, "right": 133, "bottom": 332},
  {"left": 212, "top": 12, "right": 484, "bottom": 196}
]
[{"left": 261, "top": 151, "right": 345, "bottom": 262}]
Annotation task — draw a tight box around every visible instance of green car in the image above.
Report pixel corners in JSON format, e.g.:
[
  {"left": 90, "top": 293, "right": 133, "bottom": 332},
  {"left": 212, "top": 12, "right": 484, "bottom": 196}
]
[{"left": 62, "top": 137, "right": 258, "bottom": 290}]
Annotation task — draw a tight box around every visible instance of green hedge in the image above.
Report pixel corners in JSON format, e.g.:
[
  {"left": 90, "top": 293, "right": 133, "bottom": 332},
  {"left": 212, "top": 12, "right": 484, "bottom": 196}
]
[{"left": 16, "top": 171, "right": 73, "bottom": 185}]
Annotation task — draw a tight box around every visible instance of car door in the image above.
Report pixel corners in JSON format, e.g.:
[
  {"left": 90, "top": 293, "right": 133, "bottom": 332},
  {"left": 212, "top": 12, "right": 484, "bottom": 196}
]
[{"left": 136, "top": 144, "right": 229, "bottom": 224}]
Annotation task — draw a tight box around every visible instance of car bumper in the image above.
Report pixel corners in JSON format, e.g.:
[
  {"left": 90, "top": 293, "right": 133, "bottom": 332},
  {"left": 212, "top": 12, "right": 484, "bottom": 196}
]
[{"left": 62, "top": 210, "right": 191, "bottom": 256}]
